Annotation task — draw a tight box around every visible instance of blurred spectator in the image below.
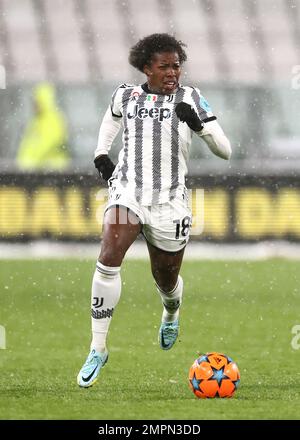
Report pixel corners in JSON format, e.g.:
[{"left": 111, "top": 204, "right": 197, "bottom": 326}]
[{"left": 17, "top": 82, "right": 69, "bottom": 171}]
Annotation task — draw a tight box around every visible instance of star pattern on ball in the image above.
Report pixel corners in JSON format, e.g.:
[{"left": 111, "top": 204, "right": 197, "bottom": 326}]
[
  {"left": 197, "top": 355, "right": 208, "bottom": 364},
  {"left": 233, "top": 378, "right": 240, "bottom": 390},
  {"left": 208, "top": 366, "right": 230, "bottom": 386},
  {"left": 191, "top": 373, "right": 201, "bottom": 390}
]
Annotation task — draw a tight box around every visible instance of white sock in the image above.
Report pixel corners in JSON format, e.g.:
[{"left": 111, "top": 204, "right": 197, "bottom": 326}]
[
  {"left": 156, "top": 275, "right": 183, "bottom": 323},
  {"left": 90, "top": 261, "right": 121, "bottom": 353}
]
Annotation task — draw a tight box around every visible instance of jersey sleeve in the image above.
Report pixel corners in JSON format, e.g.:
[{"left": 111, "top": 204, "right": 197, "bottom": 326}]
[
  {"left": 110, "top": 83, "right": 127, "bottom": 118},
  {"left": 94, "top": 85, "right": 127, "bottom": 158},
  {"left": 190, "top": 87, "right": 231, "bottom": 160},
  {"left": 191, "top": 87, "right": 217, "bottom": 123},
  {"left": 196, "top": 119, "right": 232, "bottom": 160},
  {"left": 94, "top": 106, "right": 122, "bottom": 158}
]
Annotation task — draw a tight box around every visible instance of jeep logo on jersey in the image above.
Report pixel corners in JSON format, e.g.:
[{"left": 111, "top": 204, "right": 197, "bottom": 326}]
[{"left": 127, "top": 105, "right": 171, "bottom": 121}]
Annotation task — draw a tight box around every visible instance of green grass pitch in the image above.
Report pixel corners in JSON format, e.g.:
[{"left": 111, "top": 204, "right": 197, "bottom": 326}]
[{"left": 0, "top": 258, "right": 300, "bottom": 420}]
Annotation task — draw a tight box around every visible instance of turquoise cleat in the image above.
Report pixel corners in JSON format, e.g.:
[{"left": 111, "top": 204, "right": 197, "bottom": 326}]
[
  {"left": 77, "top": 349, "right": 108, "bottom": 388},
  {"left": 159, "top": 320, "right": 179, "bottom": 350}
]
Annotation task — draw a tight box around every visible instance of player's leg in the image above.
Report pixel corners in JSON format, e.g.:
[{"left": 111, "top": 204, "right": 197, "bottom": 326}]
[
  {"left": 77, "top": 206, "right": 141, "bottom": 387},
  {"left": 91, "top": 205, "right": 141, "bottom": 350},
  {"left": 143, "top": 194, "right": 191, "bottom": 350},
  {"left": 147, "top": 241, "right": 185, "bottom": 350},
  {"left": 147, "top": 240, "right": 184, "bottom": 291}
]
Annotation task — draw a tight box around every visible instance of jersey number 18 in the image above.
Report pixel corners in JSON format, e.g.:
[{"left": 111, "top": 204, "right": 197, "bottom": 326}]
[{"left": 173, "top": 216, "right": 191, "bottom": 239}]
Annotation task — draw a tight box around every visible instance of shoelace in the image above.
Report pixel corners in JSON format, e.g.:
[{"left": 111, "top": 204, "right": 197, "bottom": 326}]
[
  {"left": 82, "top": 354, "right": 98, "bottom": 371},
  {"left": 163, "top": 324, "right": 177, "bottom": 341}
]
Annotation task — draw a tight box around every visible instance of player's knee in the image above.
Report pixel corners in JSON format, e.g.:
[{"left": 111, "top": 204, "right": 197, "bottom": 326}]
[
  {"left": 153, "top": 271, "right": 178, "bottom": 293},
  {"left": 99, "top": 244, "right": 125, "bottom": 267}
]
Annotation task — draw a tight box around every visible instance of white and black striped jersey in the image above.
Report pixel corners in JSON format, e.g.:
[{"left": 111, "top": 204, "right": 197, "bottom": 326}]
[{"left": 95, "top": 83, "right": 231, "bottom": 205}]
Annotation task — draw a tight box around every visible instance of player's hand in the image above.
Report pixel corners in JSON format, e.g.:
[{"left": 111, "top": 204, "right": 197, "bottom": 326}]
[
  {"left": 175, "top": 102, "right": 204, "bottom": 132},
  {"left": 94, "top": 154, "right": 115, "bottom": 181}
]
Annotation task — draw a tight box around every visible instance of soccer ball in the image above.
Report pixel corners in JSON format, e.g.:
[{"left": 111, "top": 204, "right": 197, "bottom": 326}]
[{"left": 189, "top": 352, "right": 240, "bottom": 398}]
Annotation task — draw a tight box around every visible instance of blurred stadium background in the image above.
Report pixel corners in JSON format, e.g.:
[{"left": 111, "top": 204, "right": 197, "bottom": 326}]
[
  {"left": 1, "top": 1, "right": 300, "bottom": 421},
  {"left": 0, "top": 0, "right": 300, "bottom": 248}
]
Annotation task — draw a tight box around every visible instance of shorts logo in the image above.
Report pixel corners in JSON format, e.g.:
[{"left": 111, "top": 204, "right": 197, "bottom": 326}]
[{"left": 127, "top": 104, "right": 171, "bottom": 121}]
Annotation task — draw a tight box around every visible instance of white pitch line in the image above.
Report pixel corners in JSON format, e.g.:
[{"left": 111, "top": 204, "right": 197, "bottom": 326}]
[{"left": 0, "top": 240, "right": 300, "bottom": 260}]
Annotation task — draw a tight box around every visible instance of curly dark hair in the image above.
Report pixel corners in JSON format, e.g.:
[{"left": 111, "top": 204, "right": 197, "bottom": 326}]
[{"left": 129, "top": 33, "right": 187, "bottom": 72}]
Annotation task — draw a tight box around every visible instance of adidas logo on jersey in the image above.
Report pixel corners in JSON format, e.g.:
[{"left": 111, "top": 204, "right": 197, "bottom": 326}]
[{"left": 127, "top": 104, "right": 171, "bottom": 122}]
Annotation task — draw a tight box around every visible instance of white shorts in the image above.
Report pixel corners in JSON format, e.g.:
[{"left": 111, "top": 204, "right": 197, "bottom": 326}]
[{"left": 105, "top": 182, "right": 192, "bottom": 253}]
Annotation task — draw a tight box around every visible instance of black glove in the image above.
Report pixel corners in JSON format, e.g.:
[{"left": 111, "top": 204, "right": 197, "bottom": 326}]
[
  {"left": 94, "top": 155, "right": 115, "bottom": 181},
  {"left": 175, "top": 102, "right": 204, "bottom": 131}
]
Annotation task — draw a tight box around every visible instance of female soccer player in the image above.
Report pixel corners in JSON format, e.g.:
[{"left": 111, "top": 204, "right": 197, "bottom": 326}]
[{"left": 77, "top": 33, "right": 231, "bottom": 387}]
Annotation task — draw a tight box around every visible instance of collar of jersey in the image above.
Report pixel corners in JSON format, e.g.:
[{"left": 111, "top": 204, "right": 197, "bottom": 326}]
[{"left": 141, "top": 82, "right": 180, "bottom": 96}]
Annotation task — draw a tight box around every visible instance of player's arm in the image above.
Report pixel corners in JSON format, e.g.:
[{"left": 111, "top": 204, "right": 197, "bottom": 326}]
[
  {"left": 94, "top": 106, "right": 122, "bottom": 181},
  {"left": 197, "top": 119, "right": 232, "bottom": 160},
  {"left": 175, "top": 102, "right": 231, "bottom": 160}
]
